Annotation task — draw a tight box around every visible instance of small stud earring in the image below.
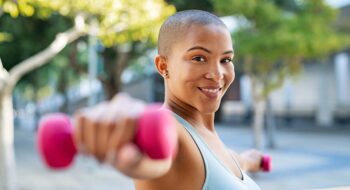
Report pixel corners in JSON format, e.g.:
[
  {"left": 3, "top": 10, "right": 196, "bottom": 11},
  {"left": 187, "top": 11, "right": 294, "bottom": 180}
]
[{"left": 163, "top": 71, "right": 169, "bottom": 78}]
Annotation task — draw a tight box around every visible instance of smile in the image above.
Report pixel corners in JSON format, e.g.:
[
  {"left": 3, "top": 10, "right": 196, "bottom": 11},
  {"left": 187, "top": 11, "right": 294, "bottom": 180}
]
[{"left": 198, "top": 87, "right": 223, "bottom": 98}]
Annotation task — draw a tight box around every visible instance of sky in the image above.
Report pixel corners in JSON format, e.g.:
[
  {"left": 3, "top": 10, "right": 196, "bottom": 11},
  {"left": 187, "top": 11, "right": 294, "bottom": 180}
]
[{"left": 325, "top": 0, "right": 350, "bottom": 7}]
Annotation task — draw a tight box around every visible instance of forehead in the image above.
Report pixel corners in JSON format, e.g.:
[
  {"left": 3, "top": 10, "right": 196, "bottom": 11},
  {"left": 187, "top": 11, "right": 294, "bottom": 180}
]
[{"left": 175, "top": 24, "right": 233, "bottom": 53}]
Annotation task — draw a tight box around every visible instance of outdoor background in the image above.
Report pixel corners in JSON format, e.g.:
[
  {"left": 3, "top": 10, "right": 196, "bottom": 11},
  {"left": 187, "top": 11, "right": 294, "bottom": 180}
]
[{"left": 0, "top": 0, "right": 350, "bottom": 190}]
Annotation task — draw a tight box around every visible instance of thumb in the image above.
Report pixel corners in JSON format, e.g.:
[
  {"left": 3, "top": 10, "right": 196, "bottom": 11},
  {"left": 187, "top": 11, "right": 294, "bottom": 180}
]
[{"left": 114, "top": 144, "right": 143, "bottom": 171}]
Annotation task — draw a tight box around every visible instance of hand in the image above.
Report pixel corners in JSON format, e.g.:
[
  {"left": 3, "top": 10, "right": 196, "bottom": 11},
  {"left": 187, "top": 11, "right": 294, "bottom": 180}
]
[
  {"left": 239, "top": 149, "right": 264, "bottom": 173},
  {"left": 73, "top": 93, "right": 172, "bottom": 178}
]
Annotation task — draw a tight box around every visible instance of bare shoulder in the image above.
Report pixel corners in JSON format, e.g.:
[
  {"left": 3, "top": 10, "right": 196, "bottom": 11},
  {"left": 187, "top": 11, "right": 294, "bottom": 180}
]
[{"left": 134, "top": 120, "right": 205, "bottom": 190}]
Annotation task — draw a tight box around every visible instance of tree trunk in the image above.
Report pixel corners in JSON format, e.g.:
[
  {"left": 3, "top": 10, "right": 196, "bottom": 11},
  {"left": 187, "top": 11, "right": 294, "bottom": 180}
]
[
  {"left": 0, "top": 26, "right": 83, "bottom": 190},
  {"left": 32, "top": 77, "right": 40, "bottom": 130},
  {"left": 243, "top": 56, "right": 266, "bottom": 149},
  {"left": 0, "top": 93, "right": 16, "bottom": 190},
  {"left": 251, "top": 77, "right": 266, "bottom": 150},
  {"left": 6, "top": 28, "right": 83, "bottom": 90},
  {"left": 101, "top": 44, "right": 132, "bottom": 100},
  {"left": 265, "top": 95, "right": 277, "bottom": 149},
  {"left": 316, "top": 60, "right": 333, "bottom": 127},
  {"left": 252, "top": 96, "right": 266, "bottom": 150},
  {"left": 58, "top": 70, "right": 69, "bottom": 113}
]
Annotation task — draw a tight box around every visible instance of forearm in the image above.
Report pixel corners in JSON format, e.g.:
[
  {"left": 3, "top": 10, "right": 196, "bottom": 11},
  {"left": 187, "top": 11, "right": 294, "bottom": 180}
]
[
  {"left": 237, "top": 154, "right": 252, "bottom": 172},
  {"left": 238, "top": 149, "right": 262, "bottom": 173},
  {"left": 228, "top": 148, "right": 261, "bottom": 172},
  {"left": 121, "top": 157, "right": 172, "bottom": 179}
]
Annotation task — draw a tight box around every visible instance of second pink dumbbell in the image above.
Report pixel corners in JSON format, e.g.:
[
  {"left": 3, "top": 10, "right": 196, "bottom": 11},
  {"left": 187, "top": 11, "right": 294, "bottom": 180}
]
[{"left": 261, "top": 154, "right": 272, "bottom": 172}]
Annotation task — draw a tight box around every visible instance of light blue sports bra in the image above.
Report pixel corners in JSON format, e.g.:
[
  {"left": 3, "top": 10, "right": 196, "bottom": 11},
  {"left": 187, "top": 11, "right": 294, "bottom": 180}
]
[{"left": 173, "top": 113, "right": 261, "bottom": 190}]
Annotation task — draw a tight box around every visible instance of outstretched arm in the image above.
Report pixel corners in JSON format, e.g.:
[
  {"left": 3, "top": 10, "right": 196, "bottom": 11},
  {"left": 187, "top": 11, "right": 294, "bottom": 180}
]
[
  {"left": 230, "top": 149, "right": 264, "bottom": 173},
  {"left": 74, "top": 93, "right": 176, "bottom": 179}
]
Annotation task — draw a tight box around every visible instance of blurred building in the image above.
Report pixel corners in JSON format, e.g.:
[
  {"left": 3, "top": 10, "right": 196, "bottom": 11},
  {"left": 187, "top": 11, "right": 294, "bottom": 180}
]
[{"left": 224, "top": 51, "right": 350, "bottom": 127}]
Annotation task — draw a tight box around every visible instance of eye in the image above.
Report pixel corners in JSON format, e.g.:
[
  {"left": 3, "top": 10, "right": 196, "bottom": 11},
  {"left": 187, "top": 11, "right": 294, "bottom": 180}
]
[
  {"left": 220, "top": 58, "right": 233, "bottom": 64},
  {"left": 192, "top": 56, "right": 206, "bottom": 63}
]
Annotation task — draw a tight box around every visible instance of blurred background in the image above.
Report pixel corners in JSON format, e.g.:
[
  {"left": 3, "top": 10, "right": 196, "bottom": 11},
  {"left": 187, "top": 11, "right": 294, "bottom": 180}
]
[{"left": 0, "top": 0, "right": 350, "bottom": 190}]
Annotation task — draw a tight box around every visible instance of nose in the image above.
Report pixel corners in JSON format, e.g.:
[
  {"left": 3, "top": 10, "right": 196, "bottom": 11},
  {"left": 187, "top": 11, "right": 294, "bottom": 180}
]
[{"left": 204, "top": 63, "right": 224, "bottom": 81}]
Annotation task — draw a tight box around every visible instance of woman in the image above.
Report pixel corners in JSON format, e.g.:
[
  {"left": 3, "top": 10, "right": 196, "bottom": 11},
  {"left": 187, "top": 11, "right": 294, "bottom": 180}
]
[{"left": 74, "top": 10, "right": 263, "bottom": 190}]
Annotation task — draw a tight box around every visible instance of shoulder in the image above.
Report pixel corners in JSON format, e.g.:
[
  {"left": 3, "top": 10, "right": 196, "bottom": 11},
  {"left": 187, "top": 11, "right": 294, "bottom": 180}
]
[
  {"left": 134, "top": 119, "right": 205, "bottom": 190},
  {"left": 173, "top": 119, "right": 206, "bottom": 187}
]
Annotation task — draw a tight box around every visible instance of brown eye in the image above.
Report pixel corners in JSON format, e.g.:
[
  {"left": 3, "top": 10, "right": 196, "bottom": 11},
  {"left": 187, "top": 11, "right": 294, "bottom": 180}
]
[
  {"left": 220, "top": 58, "right": 233, "bottom": 64},
  {"left": 192, "top": 56, "right": 206, "bottom": 63}
]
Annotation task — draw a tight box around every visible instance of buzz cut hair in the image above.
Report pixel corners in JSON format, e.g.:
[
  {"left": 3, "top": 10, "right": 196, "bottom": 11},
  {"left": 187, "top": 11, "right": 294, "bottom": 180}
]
[{"left": 157, "top": 10, "right": 228, "bottom": 57}]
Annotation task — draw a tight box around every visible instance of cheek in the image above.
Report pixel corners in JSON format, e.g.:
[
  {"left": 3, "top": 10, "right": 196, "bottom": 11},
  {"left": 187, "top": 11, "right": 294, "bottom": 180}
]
[
  {"left": 225, "top": 66, "right": 235, "bottom": 85},
  {"left": 169, "top": 64, "right": 197, "bottom": 90},
  {"left": 179, "top": 72, "right": 201, "bottom": 94},
  {"left": 183, "top": 70, "right": 201, "bottom": 83},
  {"left": 231, "top": 70, "right": 235, "bottom": 83},
  {"left": 176, "top": 64, "right": 203, "bottom": 83}
]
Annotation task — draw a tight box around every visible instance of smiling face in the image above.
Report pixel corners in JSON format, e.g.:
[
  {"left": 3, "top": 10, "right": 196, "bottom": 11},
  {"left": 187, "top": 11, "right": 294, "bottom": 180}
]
[{"left": 158, "top": 23, "right": 235, "bottom": 114}]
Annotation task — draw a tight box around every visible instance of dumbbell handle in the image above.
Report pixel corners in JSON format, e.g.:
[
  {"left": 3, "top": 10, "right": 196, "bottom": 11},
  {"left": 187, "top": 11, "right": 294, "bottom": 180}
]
[{"left": 37, "top": 105, "right": 177, "bottom": 169}]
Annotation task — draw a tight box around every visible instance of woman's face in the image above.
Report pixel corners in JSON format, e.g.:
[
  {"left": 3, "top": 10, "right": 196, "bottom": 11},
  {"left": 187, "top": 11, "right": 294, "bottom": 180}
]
[{"left": 165, "top": 24, "right": 235, "bottom": 114}]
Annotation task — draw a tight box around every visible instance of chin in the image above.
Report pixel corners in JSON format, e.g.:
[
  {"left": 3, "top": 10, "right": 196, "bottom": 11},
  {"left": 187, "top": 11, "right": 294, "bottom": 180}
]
[{"left": 197, "top": 102, "right": 221, "bottom": 114}]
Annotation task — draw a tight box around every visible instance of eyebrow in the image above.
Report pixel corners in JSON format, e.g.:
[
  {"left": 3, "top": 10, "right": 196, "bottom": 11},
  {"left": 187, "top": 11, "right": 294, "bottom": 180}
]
[{"left": 187, "top": 46, "right": 234, "bottom": 55}]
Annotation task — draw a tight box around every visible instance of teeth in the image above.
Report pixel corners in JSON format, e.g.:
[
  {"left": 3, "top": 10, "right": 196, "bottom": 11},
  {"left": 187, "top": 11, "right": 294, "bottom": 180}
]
[{"left": 201, "top": 88, "right": 220, "bottom": 93}]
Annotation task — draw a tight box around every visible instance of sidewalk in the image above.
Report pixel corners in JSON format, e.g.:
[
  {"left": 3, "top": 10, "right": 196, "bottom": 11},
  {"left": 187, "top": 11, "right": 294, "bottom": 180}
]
[
  {"left": 14, "top": 124, "right": 350, "bottom": 190},
  {"left": 217, "top": 125, "right": 350, "bottom": 190}
]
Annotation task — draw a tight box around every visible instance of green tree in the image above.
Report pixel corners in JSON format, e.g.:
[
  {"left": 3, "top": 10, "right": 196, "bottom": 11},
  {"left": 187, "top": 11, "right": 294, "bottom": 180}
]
[
  {"left": 0, "top": 1, "right": 175, "bottom": 189},
  {"left": 0, "top": 32, "right": 11, "bottom": 42},
  {"left": 212, "top": 0, "right": 350, "bottom": 149},
  {"left": 0, "top": 14, "right": 76, "bottom": 116}
]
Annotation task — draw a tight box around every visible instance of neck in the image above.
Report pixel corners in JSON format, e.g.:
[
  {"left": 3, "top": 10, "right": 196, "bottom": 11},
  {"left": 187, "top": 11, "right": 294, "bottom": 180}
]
[{"left": 164, "top": 96, "right": 216, "bottom": 132}]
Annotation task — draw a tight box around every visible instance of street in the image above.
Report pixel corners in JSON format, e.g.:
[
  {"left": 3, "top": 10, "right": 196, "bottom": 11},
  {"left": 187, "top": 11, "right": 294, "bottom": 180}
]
[{"left": 14, "top": 124, "right": 350, "bottom": 190}]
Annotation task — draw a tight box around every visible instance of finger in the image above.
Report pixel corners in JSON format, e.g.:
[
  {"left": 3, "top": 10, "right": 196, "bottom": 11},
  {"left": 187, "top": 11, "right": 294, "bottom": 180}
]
[
  {"left": 104, "top": 116, "right": 137, "bottom": 163},
  {"left": 73, "top": 113, "right": 88, "bottom": 155},
  {"left": 83, "top": 116, "right": 97, "bottom": 156},
  {"left": 96, "top": 99, "right": 130, "bottom": 162},
  {"left": 95, "top": 120, "right": 113, "bottom": 162},
  {"left": 81, "top": 103, "right": 106, "bottom": 156},
  {"left": 114, "top": 116, "right": 137, "bottom": 151},
  {"left": 95, "top": 105, "right": 120, "bottom": 162},
  {"left": 114, "top": 143, "right": 143, "bottom": 172},
  {"left": 73, "top": 107, "right": 98, "bottom": 155}
]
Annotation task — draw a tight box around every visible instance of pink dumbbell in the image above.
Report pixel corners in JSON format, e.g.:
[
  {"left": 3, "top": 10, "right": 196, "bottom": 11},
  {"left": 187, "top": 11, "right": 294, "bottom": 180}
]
[
  {"left": 261, "top": 154, "right": 272, "bottom": 172},
  {"left": 37, "top": 105, "right": 177, "bottom": 169}
]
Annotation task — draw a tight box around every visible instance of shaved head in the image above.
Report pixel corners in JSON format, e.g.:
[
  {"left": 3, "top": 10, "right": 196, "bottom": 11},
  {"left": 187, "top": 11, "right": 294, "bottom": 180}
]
[{"left": 157, "top": 10, "right": 228, "bottom": 57}]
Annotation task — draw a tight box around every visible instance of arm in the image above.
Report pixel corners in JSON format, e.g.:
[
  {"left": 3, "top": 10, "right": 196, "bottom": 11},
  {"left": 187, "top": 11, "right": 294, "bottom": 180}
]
[
  {"left": 74, "top": 93, "right": 176, "bottom": 179},
  {"left": 109, "top": 143, "right": 174, "bottom": 179},
  {"left": 230, "top": 149, "right": 263, "bottom": 173}
]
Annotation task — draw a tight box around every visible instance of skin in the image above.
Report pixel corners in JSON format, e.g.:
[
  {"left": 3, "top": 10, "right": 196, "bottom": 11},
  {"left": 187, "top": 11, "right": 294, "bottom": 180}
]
[{"left": 74, "top": 23, "right": 263, "bottom": 190}]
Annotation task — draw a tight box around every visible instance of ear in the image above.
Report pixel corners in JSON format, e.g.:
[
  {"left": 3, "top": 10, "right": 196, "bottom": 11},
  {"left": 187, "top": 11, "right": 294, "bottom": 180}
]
[{"left": 154, "top": 55, "right": 168, "bottom": 78}]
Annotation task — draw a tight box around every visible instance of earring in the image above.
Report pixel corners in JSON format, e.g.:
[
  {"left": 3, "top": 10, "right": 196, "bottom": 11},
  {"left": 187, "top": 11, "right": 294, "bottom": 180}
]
[{"left": 163, "top": 71, "right": 169, "bottom": 78}]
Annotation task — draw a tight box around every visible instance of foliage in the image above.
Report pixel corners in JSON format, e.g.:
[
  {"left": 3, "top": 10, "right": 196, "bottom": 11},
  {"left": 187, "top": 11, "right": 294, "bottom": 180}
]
[
  {"left": 1, "top": 0, "right": 175, "bottom": 46},
  {"left": 0, "top": 14, "right": 73, "bottom": 70},
  {"left": 212, "top": 0, "right": 350, "bottom": 98},
  {"left": 0, "top": 0, "right": 175, "bottom": 102},
  {"left": 0, "top": 32, "right": 12, "bottom": 42},
  {"left": 0, "top": 12, "right": 77, "bottom": 102}
]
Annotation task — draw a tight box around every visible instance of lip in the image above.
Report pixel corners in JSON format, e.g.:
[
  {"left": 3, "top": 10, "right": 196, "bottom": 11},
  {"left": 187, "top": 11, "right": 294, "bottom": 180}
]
[{"left": 198, "top": 86, "right": 223, "bottom": 99}]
